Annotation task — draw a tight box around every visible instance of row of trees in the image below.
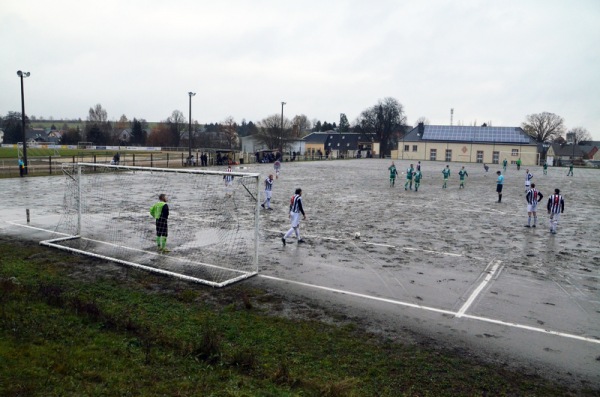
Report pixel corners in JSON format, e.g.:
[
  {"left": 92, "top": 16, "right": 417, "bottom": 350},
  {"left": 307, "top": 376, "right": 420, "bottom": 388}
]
[{"left": 1, "top": 104, "right": 593, "bottom": 156}]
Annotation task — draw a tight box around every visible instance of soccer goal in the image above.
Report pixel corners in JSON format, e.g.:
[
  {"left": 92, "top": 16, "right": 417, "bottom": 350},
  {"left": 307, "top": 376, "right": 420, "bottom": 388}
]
[{"left": 40, "top": 163, "right": 261, "bottom": 287}]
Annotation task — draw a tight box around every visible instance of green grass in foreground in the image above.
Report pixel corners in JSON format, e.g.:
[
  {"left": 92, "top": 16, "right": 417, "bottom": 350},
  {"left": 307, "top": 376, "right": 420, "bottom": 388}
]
[{"left": 0, "top": 239, "right": 596, "bottom": 396}]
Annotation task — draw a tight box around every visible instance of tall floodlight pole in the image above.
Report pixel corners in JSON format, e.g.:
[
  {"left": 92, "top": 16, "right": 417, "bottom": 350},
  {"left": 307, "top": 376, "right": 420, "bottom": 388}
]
[
  {"left": 188, "top": 92, "right": 196, "bottom": 160},
  {"left": 17, "top": 70, "right": 31, "bottom": 175},
  {"left": 280, "top": 101, "right": 286, "bottom": 154}
]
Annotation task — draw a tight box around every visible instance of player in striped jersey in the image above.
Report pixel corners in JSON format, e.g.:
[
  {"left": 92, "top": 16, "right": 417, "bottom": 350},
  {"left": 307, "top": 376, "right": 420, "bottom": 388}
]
[
  {"left": 274, "top": 160, "right": 281, "bottom": 179},
  {"left": 223, "top": 165, "right": 234, "bottom": 186},
  {"left": 282, "top": 188, "right": 307, "bottom": 246},
  {"left": 547, "top": 188, "right": 565, "bottom": 234},
  {"left": 261, "top": 174, "right": 274, "bottom": 210},
  {"left": 524, "top": 183, "right": 543, "bottom": 228},
  {"left": 524, "top": 169, "right": 533, "bottom": 193}
]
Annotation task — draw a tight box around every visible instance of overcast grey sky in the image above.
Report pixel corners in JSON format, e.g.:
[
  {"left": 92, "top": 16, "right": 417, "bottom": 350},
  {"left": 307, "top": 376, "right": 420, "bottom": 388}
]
[{"left": 1, "top": 0, "right": 599, "bottom": 138}]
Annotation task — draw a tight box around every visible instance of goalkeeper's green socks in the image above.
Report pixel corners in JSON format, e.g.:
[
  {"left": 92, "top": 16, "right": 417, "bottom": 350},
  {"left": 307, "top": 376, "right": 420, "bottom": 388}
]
[{"left": 160, "top": 237, "right": 170, "bottom": 253}]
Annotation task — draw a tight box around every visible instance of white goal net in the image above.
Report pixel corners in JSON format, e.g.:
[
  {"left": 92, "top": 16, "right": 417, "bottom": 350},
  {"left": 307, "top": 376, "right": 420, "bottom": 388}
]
[{"left": 40, "top": 163, "right": 261, "bottom": 287}]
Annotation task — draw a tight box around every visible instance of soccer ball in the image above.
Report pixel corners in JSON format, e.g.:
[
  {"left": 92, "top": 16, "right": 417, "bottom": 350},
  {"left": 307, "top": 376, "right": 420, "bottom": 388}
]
[{"left": 354, "top": 232, "right": 361, "bottom": 239}]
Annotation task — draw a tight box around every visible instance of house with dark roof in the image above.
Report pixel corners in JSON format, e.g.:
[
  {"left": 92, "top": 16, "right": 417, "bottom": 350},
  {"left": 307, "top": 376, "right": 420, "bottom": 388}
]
[
  {"left": 547, "top": 143, "right": 590, "bottom": 166},
  {"left": 395, "top": 123, "right": 539, "bottom": 165},
  {"left": 303, "top": 132, "right": 379, "bottom": 159}
]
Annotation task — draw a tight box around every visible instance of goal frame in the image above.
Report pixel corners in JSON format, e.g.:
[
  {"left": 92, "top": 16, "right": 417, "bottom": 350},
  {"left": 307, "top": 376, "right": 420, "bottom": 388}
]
[{"left": 40, "top": 163, "right": 261, "bottom": 288}]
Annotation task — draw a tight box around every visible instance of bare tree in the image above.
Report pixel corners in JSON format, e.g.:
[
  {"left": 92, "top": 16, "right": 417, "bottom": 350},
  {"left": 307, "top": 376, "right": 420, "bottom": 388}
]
[
  {"left": 568, "top": 126, "right": 592, "bottom": 144},
  {"left": 355, "top": 97, "right": 407, "bottom": 157},
  {"left": 256, "top": 114, "right": 291, "bottom": 150},
  {"left": 167, "top": 110, "right": 186, "bottom": 147},
  {"left": 220, "top": 116, "right": 239, "bottom": 149},
  {"left": 414, "top": 117, "right": 430, "bottom": 127},
  {"left": 85, "top": 104, "right": 111, "bottom": 144},
  {"left": 292, "top": 114, "right": 311, "bottom": 136},
  {"left": 521, "top": 112, "right": 565, "bottom": 143}
]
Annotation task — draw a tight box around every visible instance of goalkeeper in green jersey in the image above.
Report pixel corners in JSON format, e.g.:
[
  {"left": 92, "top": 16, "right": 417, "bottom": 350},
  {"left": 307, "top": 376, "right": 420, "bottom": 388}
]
[
  {"left": 150, "top": 194, "right": 170, "bottom": 253},
  {"left": 414, "top": 169, "right": 422, "bottom": 191},
  {"left": 442, "top": 165, "right": 450, "bottom": 188},
  {"left": 458, "top": 166, "right": 468, "bottom": 189},
  {"left": 404, "top": 164, "right": 414, "bottom": 190}
]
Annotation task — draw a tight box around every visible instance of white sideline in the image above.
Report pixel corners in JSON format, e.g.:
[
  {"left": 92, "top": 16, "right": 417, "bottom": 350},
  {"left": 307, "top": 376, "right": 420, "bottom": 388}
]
[
  {"left": 259, "top": 274, "right": 600, "bottom": 345},
  {"left": 456, "top": 260, "right": 502, "bottom": 317}
]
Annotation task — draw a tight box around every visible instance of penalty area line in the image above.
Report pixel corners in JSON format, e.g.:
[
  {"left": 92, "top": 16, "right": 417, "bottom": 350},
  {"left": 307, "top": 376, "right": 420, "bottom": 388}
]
[{"left": 259, "top": 274, "right": 600, "bottom": 346}]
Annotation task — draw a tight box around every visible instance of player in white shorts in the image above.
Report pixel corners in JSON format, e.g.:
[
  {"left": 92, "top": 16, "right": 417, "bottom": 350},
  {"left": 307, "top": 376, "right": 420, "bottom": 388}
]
[
  {"left": 261, "top": 174, "right": 274, "bottom": 210},
  {"left": 524, "top": 183, "right": 543, "bottom": 228},
  {"left": 547, "top": 188, "right": 565, "bottom": 234},
  {"left": 282, "top": 188, "right": 307, "bottom": 245},
  {"left": 274, "top": 160, "right": 281, "bottom": 179},
  {"left": 524, "top": 169, "right": 533, "bottom": 193}
]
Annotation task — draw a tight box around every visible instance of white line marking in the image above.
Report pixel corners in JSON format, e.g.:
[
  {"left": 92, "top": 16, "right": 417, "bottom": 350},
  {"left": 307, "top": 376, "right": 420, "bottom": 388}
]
[
  {"left": 363, "top": 242, "right": 395, "bottom": 248},
  {"left": 259, "top": 274, "right": 456, "bottom": 316},
  {"left": 5, "top": 221, "right": 70, "bottom": 237},
  {"left": 456, "top": 260, "right": 502, "bottom": 318},
  {"left": 259, "top": 274, "right": 600, "bottom": 345}
]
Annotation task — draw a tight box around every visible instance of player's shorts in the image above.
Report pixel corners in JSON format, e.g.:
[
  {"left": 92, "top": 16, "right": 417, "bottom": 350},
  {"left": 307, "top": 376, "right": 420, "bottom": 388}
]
[
  {"left": 550, "top": 213, "right": 561, "bottom": 223},
  {"left": 525, "top": 181, "right": 531, "bottom": 188},
  {"left": 156, "top": 219, "right": 168, "bottom": 237},
  {"left": 496, "top": 184, "right": 503, "bottom": 193},
  {"left": 527, "top": 203, "right": 538, "bottom": 212},
  {"left": 264, "top": 190, "right": 272, "bottom": 200},
  {"left": 290, "top": 212, "right": 301, "bottom": 228}
]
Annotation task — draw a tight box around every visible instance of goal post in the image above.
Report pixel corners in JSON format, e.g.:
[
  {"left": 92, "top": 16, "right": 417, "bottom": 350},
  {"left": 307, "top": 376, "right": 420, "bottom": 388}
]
[{"left": 40, "top": 163, "right": 261, "bottom": 287}]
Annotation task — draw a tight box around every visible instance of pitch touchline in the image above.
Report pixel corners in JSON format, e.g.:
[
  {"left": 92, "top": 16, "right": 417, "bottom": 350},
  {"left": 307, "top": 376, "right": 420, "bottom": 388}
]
[
  {"left": 259, "top": 274, "right": 600, "bottom": 345},
  {"left": 456, "top": 260, "right": 502, "bottom": 317},
  {"left": 7, "top": 221, "right": 247, "bottom": 275}
]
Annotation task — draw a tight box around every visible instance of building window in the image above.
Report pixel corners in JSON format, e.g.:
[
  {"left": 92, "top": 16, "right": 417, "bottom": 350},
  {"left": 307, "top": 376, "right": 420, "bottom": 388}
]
[
  {"left": 412, "top": 145, "right": 418, "bottom": 152},
  {"left": 512, "top": 149, "right": 519, "bottom": 156},
  {"left": 404, "top": 145, "right": 409, "bottom": 152},
  {"left": 445, "top": 149, "right": 452, "bottom": 162},
  {"left": 476, "top": 151, "right": 484, "bottom": 163},
  {"left": 492, "top": 151, "right": 499, "bottom": 164},
  {"left": 430, "top": 149, "right": 437, "bottom": 161}
]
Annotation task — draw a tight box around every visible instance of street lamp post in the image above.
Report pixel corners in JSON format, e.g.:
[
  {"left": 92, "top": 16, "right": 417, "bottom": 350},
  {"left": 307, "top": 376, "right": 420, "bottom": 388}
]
[
  {"left": 188, "top": 92, "right": 196, "bottom": 162},
  {"left": 17, "top": 70, "right": 30, "bottom": 175},
  {"left": 280, "top": 101, "right": 286, "bottom": 155}
]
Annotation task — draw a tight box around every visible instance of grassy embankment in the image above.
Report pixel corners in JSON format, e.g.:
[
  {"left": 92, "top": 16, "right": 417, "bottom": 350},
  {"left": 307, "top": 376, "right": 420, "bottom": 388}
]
[{"left": 0, "top": 239, "right": 597, "bottom": 396}]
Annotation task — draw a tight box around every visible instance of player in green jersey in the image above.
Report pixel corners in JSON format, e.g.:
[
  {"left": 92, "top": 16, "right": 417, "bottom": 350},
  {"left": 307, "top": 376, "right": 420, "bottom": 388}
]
[
  {"left": 414, "top": 169, "right": 422, "bottom": 191},
  {"left": 405, "top": 164, "right": 414, "bottom": 190},
  {"left": 150, "top": 194, "right": 170, "bottom": 253},
  {"left": 442, "top": 165, "right": 450, "bottom": 188},
  {"left": 458, "top": 166, "right": 468, "bottom": 189},
  {"left": 388, "top": 162, "right": 398, "bottom": 187}
]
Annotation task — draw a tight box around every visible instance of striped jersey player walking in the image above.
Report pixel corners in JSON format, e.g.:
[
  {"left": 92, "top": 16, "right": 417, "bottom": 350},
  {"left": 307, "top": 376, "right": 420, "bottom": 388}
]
[
  {"left": 282, "top": 188, "right": 307, "bottom": 246},
  {"left": 524, "top": 183, "right": 543, "bottom": 228},
  {"left": 547, "top": 189, "right": 565, "bottom": 234},
  {"left": 261, "top": 174, "right": 274, "bottom": 210}
]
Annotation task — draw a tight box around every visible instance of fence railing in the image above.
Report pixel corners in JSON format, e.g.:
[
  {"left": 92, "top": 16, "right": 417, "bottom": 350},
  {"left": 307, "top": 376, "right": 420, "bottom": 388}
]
[{"left": 0, "top": 150, "right": 366, "bottom": 178}]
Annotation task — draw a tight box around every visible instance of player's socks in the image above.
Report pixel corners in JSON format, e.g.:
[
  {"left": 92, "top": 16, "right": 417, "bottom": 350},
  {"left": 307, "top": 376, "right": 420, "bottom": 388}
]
[{"left": 533, "top": 216, "right": 537, "bottom": 227}]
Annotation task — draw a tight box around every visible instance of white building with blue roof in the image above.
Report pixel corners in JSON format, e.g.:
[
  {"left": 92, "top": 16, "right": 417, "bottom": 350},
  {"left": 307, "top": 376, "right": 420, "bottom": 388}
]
[{"left": 394, "top": 123, "right": 539, "bottom": 166}]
